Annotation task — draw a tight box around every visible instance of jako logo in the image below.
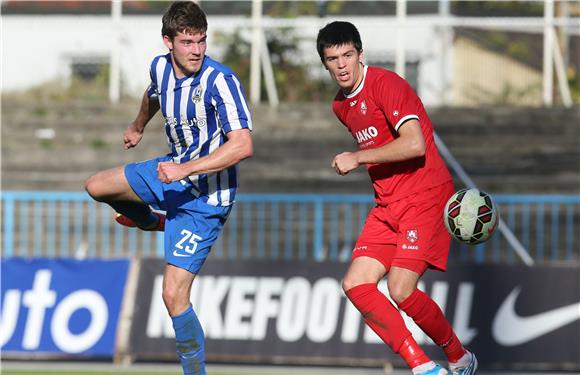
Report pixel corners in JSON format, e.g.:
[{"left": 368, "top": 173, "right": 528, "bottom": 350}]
[
  {"left": 0, "top": 269, "right": 108, "bottom": 354},
  {"left": 355, "top": 126, "right": 378, "bottom": 143}
]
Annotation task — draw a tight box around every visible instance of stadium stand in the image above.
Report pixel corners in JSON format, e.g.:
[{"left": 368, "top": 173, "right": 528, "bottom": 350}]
[{"left": 2, "top": 99, "right": 579, "bottom": 194}]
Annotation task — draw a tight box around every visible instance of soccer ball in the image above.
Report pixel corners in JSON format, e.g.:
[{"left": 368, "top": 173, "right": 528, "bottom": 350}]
[{"left": 444, "top": 188, "right": 499, "bottom": 245}]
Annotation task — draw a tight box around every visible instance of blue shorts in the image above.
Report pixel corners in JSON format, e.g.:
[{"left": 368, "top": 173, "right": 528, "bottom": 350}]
[{"left": 125, "top": 156, "right": 232, "bottom": 274}]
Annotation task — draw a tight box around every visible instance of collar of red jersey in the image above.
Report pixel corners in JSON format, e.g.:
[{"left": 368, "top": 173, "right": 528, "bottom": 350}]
[{"left": 343, "top": 64, "right": 368, "bottom": 99}]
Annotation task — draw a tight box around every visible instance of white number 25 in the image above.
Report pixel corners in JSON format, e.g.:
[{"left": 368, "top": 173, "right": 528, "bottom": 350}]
[{"left": 175, "top": 229, "right": 203, "bottom": 255}]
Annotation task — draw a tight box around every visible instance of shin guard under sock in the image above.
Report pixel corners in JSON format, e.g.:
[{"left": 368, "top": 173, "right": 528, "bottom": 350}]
[
  {"left": 398, "top": 289, "right": 465, "bottom": 362},
  {"left": 172, "top": 305, "right": 206, "bottom": 375},
  {"left": 345, "top": 283, "right": 411, "bottom": 353}
]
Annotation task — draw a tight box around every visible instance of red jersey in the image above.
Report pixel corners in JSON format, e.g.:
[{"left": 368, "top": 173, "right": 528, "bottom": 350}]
[{"left": 332, "top": 66, "right": 452, "bottom": 205}]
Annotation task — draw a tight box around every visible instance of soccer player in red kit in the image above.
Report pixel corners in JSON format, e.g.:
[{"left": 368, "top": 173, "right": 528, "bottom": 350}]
[{"left": 316, "top": 22, "right": 477, "bottom": 375}]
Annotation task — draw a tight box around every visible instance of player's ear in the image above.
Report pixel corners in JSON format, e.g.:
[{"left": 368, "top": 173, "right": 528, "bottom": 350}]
[
  {"left": 163, "top": 35, "right": 174, "bottom": 51},
  {"left": 359, "top": 50, "right": 364, "bottom": 63}
]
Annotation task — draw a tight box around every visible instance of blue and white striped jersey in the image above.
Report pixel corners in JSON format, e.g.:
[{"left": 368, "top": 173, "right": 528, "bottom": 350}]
[{"left": 147, "top": 54, "right": 252, "bottom": 206}]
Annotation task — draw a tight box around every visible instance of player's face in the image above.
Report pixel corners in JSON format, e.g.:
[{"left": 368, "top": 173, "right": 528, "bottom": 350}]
[
  {"left": 164, "top": 30, "right": 207, "bottom": 77},
  {"left": 322, "top": 43, "right": 364, "bottom": 93}
]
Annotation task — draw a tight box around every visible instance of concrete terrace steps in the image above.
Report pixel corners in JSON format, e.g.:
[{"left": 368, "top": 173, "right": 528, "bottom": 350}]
[{"left": 2, "top": 99, "right": 579, "bottom": 193}]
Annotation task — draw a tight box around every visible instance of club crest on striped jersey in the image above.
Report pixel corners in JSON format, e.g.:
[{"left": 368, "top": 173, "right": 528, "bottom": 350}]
[
  {"left": 192, "top": 85, "right": 203, "bottom": 103},
  {"left": 195, "top": 118, "right": 206, "bottom": 128}
]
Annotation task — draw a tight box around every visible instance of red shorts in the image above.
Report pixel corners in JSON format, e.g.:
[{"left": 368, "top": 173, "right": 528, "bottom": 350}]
[{"left": 352, "top": 182, "right": 454, "bottom": 274}]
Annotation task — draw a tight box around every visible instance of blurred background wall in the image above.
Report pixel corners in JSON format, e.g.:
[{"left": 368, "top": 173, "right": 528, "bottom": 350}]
[
  {"left": 1, "top": 1, "right": 579, "bottom": 372},
  {"left": 2, "top": 0, "right": 579, "bottom": 194}
]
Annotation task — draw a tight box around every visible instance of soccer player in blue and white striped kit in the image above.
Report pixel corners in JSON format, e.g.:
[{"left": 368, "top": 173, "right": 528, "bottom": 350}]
[{"left": 85, "top": 2, "right": 252, "bottom": 374}]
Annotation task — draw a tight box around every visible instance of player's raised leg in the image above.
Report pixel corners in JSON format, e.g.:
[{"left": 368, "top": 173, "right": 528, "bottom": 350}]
[{"left": 84, "top": 165, "right": 162, "bottom": 230}]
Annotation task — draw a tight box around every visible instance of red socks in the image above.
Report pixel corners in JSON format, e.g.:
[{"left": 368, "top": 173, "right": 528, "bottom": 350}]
[
  {"left": 398, "top": 288, "right": 466, "bottom": 363},
  {"left": 347, "top": 283, "right": 471, "bottom": 369},
  {"left": 345, "top": 283, "right": 412, "bottom": 354},
  {"left": 398, "top": 336, "right": 431, "bottom": 368}
]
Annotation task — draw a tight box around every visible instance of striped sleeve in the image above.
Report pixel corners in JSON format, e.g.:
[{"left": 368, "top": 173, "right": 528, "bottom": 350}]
[
  {"left": 212, "top": 72, "right": 252, "bottom": 132},
  {"left": 146, "top": 56, "right": 161, "bottom": 98}
]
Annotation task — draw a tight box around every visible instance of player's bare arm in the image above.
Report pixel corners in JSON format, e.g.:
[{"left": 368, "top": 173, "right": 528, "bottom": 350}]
[
  {"left": 357, "top": 119, "right": 425, "bottom": 163},
  {"left": 124, "top": 89, "right": 160, "bottom": 149},
  {"left": 157, "top": 128, "right": 253, "bottom": 183},
  {"left": 332, "top": 119, "right": 425, "bottom": 176},
  {"left": 332, "top": 152, "right": 359, "bottom": 176}
]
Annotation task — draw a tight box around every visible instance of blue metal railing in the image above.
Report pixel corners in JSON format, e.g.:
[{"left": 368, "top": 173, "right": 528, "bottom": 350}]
[{"left": 1, "top": 191, "right": 579, "bottom": 264}]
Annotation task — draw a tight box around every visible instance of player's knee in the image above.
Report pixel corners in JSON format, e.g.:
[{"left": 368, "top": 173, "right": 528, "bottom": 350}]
[
  {"left": 162, "top": 287, "right": 190, "bottom": 316},
  {"left": 84, "top": 174, "right": 105, "bottom": 201},
  {"left": 162, "top": 287, "right": 179, "bottom": 313},
  {"left": 387, "top": 279, "right": 414, "bottom": 305},
  {"left": 342, "top": 275, "right": 371, "bottom": 293}
]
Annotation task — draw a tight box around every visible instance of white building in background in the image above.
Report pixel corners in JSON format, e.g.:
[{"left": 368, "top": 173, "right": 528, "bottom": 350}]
[
  {"left": 2, "top": 13, "right": 452, "bottom": 106},
  {"left": 6, "top": 9, "right": 575, "bottom": 107}
]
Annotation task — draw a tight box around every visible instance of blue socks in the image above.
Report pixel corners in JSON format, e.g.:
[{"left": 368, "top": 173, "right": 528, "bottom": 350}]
[{"left": 171, "top": 305, "right": 206, "bottom": 375}]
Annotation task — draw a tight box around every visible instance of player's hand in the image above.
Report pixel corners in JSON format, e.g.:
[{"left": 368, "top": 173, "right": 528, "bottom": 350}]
[
  {"left": 157, "top": 161, "right": 189, "bottom": 183},
  {"left": 332, "top": 152, "right": 360, "bottom": 175},
  {"left": 123, "top": 122, "right": 144, "bottom": 149}
]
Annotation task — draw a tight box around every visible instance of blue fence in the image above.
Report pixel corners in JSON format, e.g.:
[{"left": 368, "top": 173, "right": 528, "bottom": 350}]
[{"left": 2, "top": 191, "right": 579, "bottom": 264}]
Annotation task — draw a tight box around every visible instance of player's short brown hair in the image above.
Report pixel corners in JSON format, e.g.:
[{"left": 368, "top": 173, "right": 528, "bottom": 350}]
[
  {"left": 316, "top": 21, "right": 363, "bottom": 62},
  {"left": 162, "top": 1, "right": 207, "bottom": 39}
]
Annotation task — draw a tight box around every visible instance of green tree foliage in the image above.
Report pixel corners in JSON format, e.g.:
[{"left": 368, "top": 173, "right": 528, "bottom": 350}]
[
  {"left": 452, "top": 1, "right": 544, "bottom": 17},
  {"left": 567, "top": 66, "right": 580, "bottom": 102},
  {"left": 216, "top": 28, "right": 336, "bottom": 102}
]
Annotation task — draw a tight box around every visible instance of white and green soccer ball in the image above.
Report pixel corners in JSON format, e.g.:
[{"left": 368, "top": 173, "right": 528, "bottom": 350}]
[{"left": 444, "top": 188, "right": 499, "bottom": 245}]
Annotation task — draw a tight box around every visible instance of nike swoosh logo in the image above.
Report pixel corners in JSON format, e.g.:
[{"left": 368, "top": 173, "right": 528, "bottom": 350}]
[
  {"left": 492, "top": 286, "right": 580, "bottom": 346},
  {"left": 172, "top": 250, "right": 192, "bottom": 257}
]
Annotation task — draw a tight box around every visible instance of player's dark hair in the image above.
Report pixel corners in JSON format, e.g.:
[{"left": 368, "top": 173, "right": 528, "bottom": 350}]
[
  {"left": 316, "top": 21, "right": 363, "bottom": 62},
  {"left": 162, "top": 1, "right": 208, "bottom": 39}
]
